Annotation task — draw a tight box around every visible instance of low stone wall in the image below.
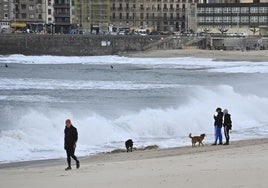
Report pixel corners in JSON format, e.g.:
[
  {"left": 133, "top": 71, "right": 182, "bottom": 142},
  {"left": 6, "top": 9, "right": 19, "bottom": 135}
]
[{"left": 0, "top": 34, "right": 169, "bottom": 56}]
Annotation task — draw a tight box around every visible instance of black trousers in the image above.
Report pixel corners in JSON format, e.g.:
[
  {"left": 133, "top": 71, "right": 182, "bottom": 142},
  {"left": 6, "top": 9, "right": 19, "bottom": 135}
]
[
  {"left": 224, "top": 126, "right": 230, "bottom": 144},
  {"left": 66, "top": 147, "right": 78, "bottom": 167}
]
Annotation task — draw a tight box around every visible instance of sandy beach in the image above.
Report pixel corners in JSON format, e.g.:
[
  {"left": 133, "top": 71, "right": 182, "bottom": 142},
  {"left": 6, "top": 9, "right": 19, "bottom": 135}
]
[
  {"left": 124, "top": 49, "right": 268, "bottom": 62},
  {"left": 1, "top": 138, "right": 268, "bottom": 188}
]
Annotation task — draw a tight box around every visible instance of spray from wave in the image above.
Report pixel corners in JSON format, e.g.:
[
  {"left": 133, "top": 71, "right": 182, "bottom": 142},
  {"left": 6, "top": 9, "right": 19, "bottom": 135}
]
[{"left": 1, "top": 85, "right": 268, "bottom": 163}]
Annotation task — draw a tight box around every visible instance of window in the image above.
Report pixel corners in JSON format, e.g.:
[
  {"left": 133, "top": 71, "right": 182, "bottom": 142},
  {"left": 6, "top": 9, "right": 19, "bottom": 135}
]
[
  {"left": 232, "top": 7, "right": 240, "bottom": 14},
  {"left": 29, "top": 5, "right": 34, "bottom": 10},
  {"left": 241, "top": 16, "right": 249, "bottom": 23},
  {"left": 250, "top": 16, "right": 258, "bottom": 22},
  {"left": 205, "top": 8, "right": 213, "bottom": 14},
  {"left": 48, "top": 9, "right": 51, "bottom": 15},
  {"left": 21, "top": 13, "right": 26, "bottom": 18},
  {"left": 259, "top": 7, "right": 267, "bottom": 14},
  {"left": 4, "top": 13, "right": 8, "bottom": 19},
  {"left": 259, "top": 16, "right": 267, "bottom": 22},
  {"left": 241, "top": 7, "right": 249, "bottom": 13},
  {"left": 214, "top": 16, "right": 222, "bottom": 23},
  {"left": 30, "top": 14, "right": 34, "bottom": 19},
  {"left": 223, "top": 16, "right": 231, "bottom": 23},
  {"left": 140, "top": 13, "right": 144, "bottom": 19},
  {"left": 232, "top": 16, "right": 239, "bottom": 23},
  {"left": 21, "top": 4, "right": 26, "bottom": 10},
  {"left": 205, "top": 16, "right": 213, "bottom": 23},
  {"left": 214, "top": 8, "right": 222, "bottom": 14},
  {"left": 197, "top": 7, "right": 205, "bottom": 13},
  {"left": 223, "top": 7, "right": 231, "bottom": 13},
  {"left": 197, "top": 16, "right": 205, "bottom": 23},
  {"left": 250, "top": 7, "right": 258, "bottom": 13}
]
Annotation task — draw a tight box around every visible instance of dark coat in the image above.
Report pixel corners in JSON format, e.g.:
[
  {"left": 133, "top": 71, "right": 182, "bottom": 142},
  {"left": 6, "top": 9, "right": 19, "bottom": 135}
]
[
  {"left": 64, "top": 125, "right": 78, "bottom": 150},
  {"left": 223, "top": 113, "right": 232, "bottom": 129},
  {"left": 214, "top": 111, "right": 223, "bottom": 127}
]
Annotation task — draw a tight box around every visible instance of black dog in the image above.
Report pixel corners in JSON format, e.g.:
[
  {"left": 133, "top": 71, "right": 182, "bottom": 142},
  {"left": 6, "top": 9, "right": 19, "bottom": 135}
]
[{"left": 125, "top": 139, "right": 133, "bottom": 152}]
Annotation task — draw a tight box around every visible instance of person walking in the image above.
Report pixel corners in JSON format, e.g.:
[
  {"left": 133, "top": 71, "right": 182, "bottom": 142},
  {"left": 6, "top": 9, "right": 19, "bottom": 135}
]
[
  {"left": 223, "top": 109, "right": 232, "bottom": 145},
  {"left": 64, "top": 119, "right": 80, "bottom": 170},
  {"left": 212, "top": 107, "right": 223, "bottom": 145}
]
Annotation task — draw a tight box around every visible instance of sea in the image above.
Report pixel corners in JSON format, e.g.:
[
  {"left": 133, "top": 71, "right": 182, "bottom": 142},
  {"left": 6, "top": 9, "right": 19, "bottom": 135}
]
[{"left": 0, "top": 54, "right": 268, "bottom": 164}]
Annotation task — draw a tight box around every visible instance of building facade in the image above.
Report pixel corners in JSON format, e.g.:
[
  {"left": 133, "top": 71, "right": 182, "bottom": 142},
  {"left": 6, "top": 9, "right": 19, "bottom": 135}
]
[
  {"left": 12, "top": 0, "right": 46, "bottom": 32},
  {"left": 0, "top": 0, "right": 14, "bottom": 32},
  {"left": 2, "top": 0, "right": 267, "bottom": 34},
  {"left": 108, "top": 0, "right": 198, "bottom": 33},
  {"left": 197, "top": 0, "right": 268, "bottom": 35}
]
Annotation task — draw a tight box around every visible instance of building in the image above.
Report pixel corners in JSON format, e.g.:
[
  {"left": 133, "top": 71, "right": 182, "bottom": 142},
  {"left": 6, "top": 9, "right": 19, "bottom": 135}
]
[
  {"left": 11, "top": 0, "right": 46, "bottom": 32},
  {"left": 197, "top": 0, "right": 268, "bottom": 35},
  {"left": 109, "top": 0, "right": 198, "bottom": 33},
  {"left": 0, "top": 0, "right": 13, "bottom": 33}
]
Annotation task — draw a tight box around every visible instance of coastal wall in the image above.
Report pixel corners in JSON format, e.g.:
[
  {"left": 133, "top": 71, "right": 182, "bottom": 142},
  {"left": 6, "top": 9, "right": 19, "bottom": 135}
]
[
  {"left": 0, "top": 34, "right": 185, "bottom": 56},
  {"left": 0, "top": 34, "right": 266, "bottom": 56}
]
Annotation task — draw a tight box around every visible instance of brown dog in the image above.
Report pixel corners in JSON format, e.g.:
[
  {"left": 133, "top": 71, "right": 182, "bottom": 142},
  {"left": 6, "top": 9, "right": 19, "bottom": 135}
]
[{"left": 189, "top": 133, "right": 206, "bottom": 147}]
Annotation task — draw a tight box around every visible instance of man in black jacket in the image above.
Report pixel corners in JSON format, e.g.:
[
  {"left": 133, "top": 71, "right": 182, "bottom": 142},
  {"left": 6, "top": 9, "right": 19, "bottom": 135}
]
[
  {"left": 212, "top": 107, "right": 223, "bottom": 145},
  {"left": 64, "top": 119, "right": 80, "bottom": 170}
]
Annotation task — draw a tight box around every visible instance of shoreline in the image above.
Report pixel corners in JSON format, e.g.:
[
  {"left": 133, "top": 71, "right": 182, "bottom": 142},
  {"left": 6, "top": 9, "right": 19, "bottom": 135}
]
[
  {"left": 123, "top": 49, "right": 268, "bottom": 62},
  {"left": 1, "top": 137, "right": 267, "bottom": 169},
  {"left": 1, "top": 137, "right": 268, "bottom": 188}
]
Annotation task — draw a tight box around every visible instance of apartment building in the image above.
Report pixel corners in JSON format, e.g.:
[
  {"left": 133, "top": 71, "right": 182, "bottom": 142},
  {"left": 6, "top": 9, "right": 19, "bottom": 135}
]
[
  {"left": 11, "top": 0, "right": 46, "bottom": 32},
  {"left": 197, "top": 0, "right": 268, "bottom": 35},
  {"left": 109, "top": 0, "right": 198, "bottom": 32},
  {"left": 3, "top": 0, "right": 267, "bottom": 34},
  {"left": 0, "top": 0, "right": 13, "bottom": 32}
]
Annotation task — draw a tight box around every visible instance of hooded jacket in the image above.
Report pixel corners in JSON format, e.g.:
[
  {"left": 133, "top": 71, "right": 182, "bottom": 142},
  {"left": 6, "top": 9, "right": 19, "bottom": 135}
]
[
  {"left": 223, "top": 113, "right": 232, "bottom": 129},
  {"left": 64, "top": 125, "right": 78, "bottom": 150}
]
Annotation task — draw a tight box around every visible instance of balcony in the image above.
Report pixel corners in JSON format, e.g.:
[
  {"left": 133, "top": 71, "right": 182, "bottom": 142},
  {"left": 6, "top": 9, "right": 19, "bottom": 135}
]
[
  {"left": 54, "top": 12, "right": 70, "bottom": 18},
  {"left": 53, "top": 3, "right": 70, "bottom": 8}
]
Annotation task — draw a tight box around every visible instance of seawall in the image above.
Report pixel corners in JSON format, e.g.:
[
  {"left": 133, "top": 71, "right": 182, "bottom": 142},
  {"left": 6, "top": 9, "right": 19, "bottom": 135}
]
[{"left": 0, "top": 34, "right": 181, "bottom": 56}]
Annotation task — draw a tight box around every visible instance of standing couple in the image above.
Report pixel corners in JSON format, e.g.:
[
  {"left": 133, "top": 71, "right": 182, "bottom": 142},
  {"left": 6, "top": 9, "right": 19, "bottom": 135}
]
[{"left": 213, "top": 107, "right": 232, "bottom": 145}]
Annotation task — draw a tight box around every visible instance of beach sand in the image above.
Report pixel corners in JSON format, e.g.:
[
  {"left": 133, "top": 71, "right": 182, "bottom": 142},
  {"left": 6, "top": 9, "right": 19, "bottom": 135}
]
[
  {"left": 1, "top": 138, "right": 268, "bottom": 188},
  {"left": 123, "top": 49, "right": 268, "bottom": 62}
]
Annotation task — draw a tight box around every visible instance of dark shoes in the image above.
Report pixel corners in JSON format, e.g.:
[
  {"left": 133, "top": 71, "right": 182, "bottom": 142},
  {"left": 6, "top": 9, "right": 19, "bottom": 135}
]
[
  {"left": 76, "top": 161, "right": 80, "bottom": 169},
  {"left": 212, "top": 143, "right": 223, "bottom": 146},
  {"left": 65, "top": 161, "right": 80, "bottom": 171},
  {"left": 223, "top": 142, "right": 229, "bottom": 145}
]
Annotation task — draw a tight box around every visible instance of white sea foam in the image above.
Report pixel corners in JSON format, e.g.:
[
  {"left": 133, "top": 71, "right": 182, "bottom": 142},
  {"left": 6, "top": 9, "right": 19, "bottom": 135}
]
[
  {"left": 0, "top": 78, "right": 182, "bottom": 91},
  {"left": 1, "top": 85, "right": 268, "bottom": 163},
  {"left": 1, "top": 54, "right": 268, "bottom": 73}
]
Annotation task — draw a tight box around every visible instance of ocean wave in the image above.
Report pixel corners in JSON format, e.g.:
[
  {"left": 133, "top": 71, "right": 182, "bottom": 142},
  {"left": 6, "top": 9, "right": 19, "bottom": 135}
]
[
  {"left": 0, "top": 78, "right": 182, "bottom": 90},
  {"left": 1, "top": 85, "right": 268, "bottom": 163},
  {"left": 1, "top": 55, "right": 268, "bottom": 73}
]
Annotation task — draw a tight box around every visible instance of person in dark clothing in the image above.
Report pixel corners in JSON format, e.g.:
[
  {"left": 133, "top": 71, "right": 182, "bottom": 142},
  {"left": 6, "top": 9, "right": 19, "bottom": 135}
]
[
  {"left": 64, "top": 119, "right": 80, "bottom": 170},
  {"left": 223, "top": 109, "right": 232, "bottom": 145},
  {"left": 212, "top": 107, "right": 223, "bottom": 145}
]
